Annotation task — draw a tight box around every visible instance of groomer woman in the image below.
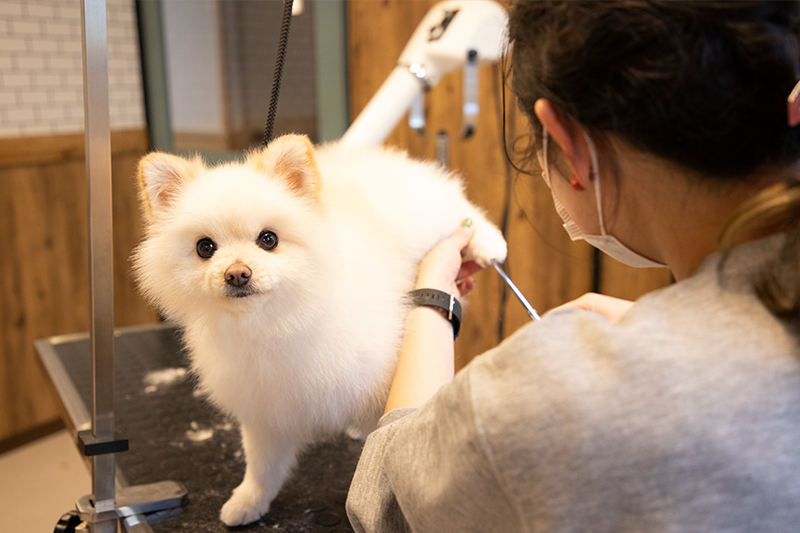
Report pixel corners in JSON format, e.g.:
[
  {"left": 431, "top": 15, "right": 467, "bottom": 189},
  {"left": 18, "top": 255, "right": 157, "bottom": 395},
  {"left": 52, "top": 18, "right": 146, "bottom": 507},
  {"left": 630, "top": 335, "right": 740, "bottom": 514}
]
[{"left": 347, "top": 2, "right": 800, "bottom": 531}]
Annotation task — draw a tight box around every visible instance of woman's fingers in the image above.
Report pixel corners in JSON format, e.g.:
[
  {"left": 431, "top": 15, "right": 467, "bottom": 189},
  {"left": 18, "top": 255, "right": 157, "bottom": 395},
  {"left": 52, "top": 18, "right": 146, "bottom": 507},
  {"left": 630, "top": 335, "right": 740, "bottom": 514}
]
[
  {"left": 555, "top": 292, "right": 635, "bottom": 324},
  {"left": 415, "top": 225, "right": 476, "bottom": 294}
]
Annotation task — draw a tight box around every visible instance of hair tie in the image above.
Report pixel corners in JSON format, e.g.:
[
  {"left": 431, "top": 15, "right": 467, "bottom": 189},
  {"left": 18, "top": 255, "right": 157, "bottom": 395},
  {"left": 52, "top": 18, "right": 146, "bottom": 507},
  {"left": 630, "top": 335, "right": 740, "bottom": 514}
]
[{"left": 787, "top": 80, "right": 800, "bottom": 127}]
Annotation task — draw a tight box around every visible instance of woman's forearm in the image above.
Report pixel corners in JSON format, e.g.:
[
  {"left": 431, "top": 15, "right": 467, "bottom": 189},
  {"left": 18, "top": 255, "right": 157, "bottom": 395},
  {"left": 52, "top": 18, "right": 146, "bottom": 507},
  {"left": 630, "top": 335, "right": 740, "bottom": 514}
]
[
  {"left": 384, "top": 306, "right": 455, "bottom": 413},
  {"left": 383, "top": 222, "right": 478, "bottom": 413}
]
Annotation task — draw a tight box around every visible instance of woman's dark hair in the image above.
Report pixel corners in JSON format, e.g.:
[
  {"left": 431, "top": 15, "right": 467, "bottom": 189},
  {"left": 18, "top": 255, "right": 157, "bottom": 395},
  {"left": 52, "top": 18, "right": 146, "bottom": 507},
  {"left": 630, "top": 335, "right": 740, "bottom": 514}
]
[
  {"left": 508, "top": 0, "right": 800, "bottom": 179},
  {"left": 507, "top": 0, "right": 800, "bottom": 316}
]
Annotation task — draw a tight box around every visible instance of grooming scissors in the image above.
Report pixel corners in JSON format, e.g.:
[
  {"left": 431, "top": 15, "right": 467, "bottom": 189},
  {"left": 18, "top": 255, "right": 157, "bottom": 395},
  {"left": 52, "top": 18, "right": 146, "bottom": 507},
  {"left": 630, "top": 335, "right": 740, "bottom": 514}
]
[{"left": 491, "top": 261, "right": 542, "bottom": 321}]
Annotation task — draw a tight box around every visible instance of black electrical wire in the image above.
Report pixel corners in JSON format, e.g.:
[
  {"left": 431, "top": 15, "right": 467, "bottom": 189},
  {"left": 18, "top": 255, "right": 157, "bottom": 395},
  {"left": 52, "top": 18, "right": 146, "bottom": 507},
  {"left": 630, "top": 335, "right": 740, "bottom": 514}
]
[
  {"left": 493, "top": 62, "right": 513, "bottom": 343},
  {"left": 263, "top": 0, "right": 294, "bottom": 146}
]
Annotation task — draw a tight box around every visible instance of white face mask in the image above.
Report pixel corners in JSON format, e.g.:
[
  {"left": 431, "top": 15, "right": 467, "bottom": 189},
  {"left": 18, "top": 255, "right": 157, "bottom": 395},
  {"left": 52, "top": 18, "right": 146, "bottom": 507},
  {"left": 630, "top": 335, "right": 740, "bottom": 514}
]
[{"left": 542, "top": 126, "right": 666, "bottom": 269}]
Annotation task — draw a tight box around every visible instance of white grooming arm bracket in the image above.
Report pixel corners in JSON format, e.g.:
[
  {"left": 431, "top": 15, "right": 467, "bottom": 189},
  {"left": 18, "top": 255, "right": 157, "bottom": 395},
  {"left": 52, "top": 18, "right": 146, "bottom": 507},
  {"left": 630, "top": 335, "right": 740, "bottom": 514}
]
[{"left": 340, "top": 0, "right": 508, "bottom": 147}]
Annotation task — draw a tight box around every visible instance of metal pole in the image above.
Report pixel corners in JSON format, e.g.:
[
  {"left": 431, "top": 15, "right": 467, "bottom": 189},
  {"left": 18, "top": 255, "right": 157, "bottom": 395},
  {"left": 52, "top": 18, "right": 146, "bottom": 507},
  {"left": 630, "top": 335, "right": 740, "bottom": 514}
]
[{"left": 81, "top": 0, "right": 118, "bottom": 531}]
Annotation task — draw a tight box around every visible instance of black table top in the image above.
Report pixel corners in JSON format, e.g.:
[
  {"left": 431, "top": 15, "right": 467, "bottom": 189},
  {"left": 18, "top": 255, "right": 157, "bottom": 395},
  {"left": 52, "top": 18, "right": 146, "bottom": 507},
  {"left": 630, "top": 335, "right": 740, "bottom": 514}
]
[{"left": 37, "top": 323, "right": 362, "bottom": 532}]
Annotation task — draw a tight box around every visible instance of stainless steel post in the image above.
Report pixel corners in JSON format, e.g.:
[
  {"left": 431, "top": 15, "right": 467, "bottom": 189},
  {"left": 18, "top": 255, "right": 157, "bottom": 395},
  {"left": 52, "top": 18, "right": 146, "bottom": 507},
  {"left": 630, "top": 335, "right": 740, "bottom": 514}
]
[{"left": 81, "top": 0, "right": 118, "bottom": 531}]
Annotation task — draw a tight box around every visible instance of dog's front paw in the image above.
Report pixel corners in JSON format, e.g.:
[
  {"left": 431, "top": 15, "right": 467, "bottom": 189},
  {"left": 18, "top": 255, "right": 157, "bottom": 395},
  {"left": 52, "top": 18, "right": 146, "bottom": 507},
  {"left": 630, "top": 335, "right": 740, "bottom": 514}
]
[
  {"left": 467, "top": 223, "right": 508, "bottom": 267},
  {"left": 220, "top": 480, "right": 270, "bottom": 527}
]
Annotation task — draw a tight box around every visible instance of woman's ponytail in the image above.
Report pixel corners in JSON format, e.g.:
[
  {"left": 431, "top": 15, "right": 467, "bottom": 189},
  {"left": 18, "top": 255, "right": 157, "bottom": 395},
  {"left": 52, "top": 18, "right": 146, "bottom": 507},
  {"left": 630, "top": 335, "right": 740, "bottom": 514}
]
[{"left": 720, "top": 180, "right": 800, "bottom": 316}]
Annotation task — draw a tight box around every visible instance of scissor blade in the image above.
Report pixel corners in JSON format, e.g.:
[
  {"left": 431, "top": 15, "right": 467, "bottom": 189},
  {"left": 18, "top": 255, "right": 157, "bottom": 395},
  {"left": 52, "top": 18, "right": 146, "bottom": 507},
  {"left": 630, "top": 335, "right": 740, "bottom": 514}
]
[{"left": 492, "top": 261, "right": 541, "bottom": 321}]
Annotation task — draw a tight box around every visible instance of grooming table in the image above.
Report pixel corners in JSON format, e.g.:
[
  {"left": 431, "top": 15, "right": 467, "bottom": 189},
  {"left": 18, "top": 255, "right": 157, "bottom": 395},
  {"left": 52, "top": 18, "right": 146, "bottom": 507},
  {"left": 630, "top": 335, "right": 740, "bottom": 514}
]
[{"left": 37, "top": 323, "right": 361, "bottom": 532}]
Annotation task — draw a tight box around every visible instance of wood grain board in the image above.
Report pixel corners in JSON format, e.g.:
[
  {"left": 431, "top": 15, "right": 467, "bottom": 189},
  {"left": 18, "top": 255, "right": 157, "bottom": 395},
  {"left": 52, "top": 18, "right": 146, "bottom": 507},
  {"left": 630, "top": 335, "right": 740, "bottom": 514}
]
[
  {"left": 346, "top": 0, "right": 671, "bottom": 369},
  {"left": 0, "top": 2, "right": 673, "bottom": 443},
  {"left": 0, "top": 130, "right": 156, "bottom": 442}
]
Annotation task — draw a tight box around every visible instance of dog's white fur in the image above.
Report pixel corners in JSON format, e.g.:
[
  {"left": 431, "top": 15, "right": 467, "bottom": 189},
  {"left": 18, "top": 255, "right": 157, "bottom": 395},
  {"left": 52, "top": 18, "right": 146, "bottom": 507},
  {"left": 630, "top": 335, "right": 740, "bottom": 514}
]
[{"left": 132, "top": 134, "right": 507, "bottom": 526}]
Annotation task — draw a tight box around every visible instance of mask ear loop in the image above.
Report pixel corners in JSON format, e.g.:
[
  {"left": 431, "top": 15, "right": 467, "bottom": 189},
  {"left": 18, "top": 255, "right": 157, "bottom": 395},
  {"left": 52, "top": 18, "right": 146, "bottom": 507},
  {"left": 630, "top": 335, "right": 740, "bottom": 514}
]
[
  {"left": 542, "top": 126, "right": 551, "bottom": 187},
  {"left": 580, "top": 128, "right": 607, "bottom": 236}
]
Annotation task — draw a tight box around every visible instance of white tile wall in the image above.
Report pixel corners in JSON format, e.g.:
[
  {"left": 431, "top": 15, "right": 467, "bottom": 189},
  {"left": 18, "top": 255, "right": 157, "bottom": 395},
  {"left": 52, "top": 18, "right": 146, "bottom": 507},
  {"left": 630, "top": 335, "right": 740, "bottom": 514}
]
[{"left": 0, "top": 0, "right": 145, "bottom": 138}]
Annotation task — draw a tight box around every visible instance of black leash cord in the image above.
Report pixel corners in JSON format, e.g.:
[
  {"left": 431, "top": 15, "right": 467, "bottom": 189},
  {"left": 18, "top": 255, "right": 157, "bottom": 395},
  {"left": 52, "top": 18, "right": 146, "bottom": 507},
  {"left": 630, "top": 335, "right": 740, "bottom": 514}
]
[{"left": 263, "top": 0, "right": 294, "bottom": 146}]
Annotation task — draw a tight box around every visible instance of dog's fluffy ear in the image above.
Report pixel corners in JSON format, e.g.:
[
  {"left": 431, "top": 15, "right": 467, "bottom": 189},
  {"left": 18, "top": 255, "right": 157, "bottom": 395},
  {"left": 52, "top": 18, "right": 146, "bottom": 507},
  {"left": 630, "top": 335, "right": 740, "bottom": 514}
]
[
  {"left": 247, "top": 134, "right": 320, "bottom": 200},
  {"left": 137, "top": 152, "right": 204, "bottom": 221}
]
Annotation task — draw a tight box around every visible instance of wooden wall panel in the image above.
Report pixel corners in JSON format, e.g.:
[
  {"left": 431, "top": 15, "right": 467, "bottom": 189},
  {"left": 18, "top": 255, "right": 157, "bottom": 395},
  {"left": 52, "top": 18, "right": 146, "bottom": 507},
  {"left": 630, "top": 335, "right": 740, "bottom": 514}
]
[
  {"left": 347, "top": 0, "right": 596, "bottom": 369},
  {"left": 0, "top": 130, "right": 157, "bottom": 442},
  {"left": 0, "top": 3, "right": 676, "bottom": 444},
  {"left": 347, "top": 0, "right": 671, "bottom": 369}
]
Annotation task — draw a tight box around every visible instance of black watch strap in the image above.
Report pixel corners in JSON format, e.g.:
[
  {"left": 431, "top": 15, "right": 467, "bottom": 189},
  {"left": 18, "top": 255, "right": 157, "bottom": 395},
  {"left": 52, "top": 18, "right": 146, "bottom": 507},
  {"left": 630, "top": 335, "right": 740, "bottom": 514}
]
[{"left": 408, "top": 288, "right": 462, "bottom": 339}]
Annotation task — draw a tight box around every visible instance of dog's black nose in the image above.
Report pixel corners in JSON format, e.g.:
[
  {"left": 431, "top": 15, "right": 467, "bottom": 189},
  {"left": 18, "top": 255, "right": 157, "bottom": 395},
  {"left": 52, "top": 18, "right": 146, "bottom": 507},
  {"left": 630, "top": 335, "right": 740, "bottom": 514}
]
[{"left": 225, "top": 263, "right": 252, "bottom": 287}]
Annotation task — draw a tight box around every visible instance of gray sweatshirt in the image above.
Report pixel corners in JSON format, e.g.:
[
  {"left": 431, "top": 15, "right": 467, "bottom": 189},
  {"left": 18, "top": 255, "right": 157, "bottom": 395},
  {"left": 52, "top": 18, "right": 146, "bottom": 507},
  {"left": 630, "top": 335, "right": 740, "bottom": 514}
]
[{"left": 346, "top": 233, "right": 800, "bottom": 532}]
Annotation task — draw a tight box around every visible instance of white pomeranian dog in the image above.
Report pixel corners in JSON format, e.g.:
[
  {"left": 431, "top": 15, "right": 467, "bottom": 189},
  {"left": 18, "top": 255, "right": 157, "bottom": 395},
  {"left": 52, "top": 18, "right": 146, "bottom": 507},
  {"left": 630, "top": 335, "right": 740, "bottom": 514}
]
[{"left": 132, "top": 134, "right": 507, "bottom": 526}]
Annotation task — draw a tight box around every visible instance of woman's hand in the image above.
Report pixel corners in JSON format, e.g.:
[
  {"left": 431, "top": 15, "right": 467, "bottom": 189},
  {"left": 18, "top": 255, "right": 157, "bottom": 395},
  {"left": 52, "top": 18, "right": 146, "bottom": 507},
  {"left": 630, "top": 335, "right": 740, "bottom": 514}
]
[
  {"left": 555, "top": 292, "right": 634, "bottom": 324},
  {"left": 415, "top": 220, "right": 484, "bottom": 298},
  {"left": 383, "top": 221, "right": 487, "bottom": 414}
]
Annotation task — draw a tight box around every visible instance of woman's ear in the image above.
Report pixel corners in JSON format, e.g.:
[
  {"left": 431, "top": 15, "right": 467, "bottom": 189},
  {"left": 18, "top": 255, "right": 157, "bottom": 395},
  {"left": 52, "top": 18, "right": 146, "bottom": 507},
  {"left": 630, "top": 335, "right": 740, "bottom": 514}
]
[{"left": 533, "top": 98, "right": 593, "bottom": 188}]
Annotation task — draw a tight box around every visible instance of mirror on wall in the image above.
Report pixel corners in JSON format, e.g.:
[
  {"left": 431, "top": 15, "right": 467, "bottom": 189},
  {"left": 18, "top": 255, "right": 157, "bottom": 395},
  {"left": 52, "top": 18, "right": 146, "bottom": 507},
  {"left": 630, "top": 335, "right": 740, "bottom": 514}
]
[{"left": 137, "top": 0, "right": 348, "bottom": 157}]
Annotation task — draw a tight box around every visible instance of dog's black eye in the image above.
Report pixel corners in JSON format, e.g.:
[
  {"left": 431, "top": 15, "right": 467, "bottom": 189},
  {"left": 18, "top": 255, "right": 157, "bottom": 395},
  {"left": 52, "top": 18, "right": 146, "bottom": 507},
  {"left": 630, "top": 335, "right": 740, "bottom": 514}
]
[
  {"left": 196, "top": 238, "right": 216, "bottom": 259},
  {"left": 257, "top": 230, "right": 278, "bottom": 251}
]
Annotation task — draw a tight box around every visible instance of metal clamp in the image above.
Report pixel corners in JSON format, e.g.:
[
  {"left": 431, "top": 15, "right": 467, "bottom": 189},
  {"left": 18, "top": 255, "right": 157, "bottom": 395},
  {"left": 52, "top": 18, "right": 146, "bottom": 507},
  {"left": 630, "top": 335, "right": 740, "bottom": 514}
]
[
  {"left": 400, "top": 61, "right": 433, "bottom": 91},
  {"left": 78, "top": 430, "right": 129, "bottom": 457}
]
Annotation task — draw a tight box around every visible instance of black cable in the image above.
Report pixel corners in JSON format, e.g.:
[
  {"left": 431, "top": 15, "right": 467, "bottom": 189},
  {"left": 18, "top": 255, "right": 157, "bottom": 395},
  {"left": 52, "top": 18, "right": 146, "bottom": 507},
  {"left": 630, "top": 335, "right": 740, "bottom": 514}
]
[
  {"left": 493, "top": 62, "right": 513, "bottom": 343},
  {"left": 263, "top": 0, "right": 294, "bottom": 147}
]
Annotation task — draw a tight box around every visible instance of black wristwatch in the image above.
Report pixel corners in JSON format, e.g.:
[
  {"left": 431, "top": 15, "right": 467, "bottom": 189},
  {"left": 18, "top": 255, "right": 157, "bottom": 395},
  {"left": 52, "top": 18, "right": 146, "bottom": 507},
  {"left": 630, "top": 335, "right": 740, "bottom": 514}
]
[{"left": 408, "top": 288, "right": 462, "bottom": 339}]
